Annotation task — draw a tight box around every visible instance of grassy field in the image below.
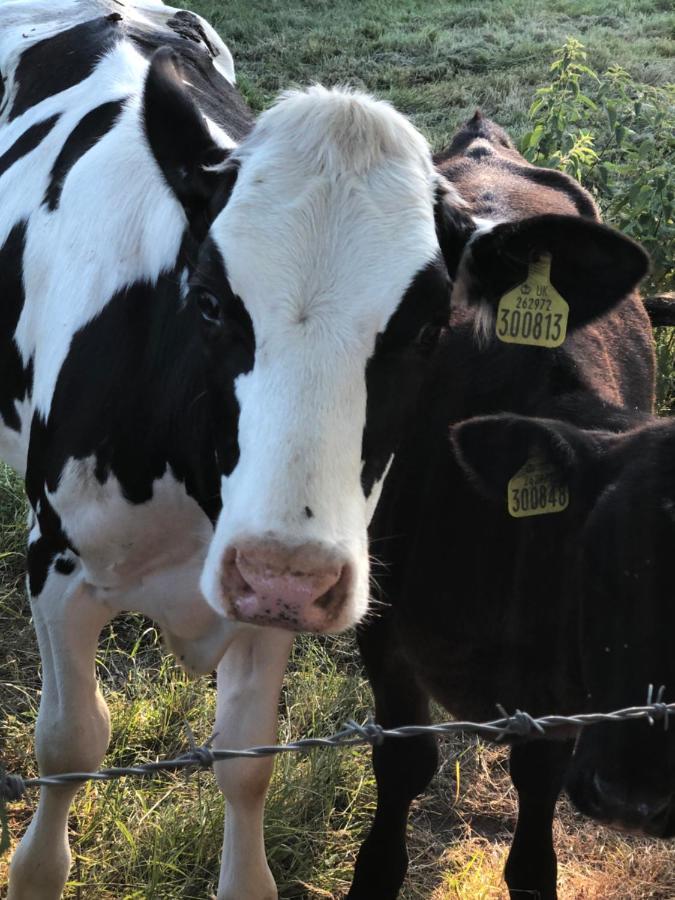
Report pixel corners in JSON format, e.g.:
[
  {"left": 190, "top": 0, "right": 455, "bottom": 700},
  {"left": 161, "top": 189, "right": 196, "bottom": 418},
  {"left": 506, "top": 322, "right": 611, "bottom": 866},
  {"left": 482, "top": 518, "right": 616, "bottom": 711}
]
[{"left": 1, "top": 0, "right": 675, "bottom": 898}]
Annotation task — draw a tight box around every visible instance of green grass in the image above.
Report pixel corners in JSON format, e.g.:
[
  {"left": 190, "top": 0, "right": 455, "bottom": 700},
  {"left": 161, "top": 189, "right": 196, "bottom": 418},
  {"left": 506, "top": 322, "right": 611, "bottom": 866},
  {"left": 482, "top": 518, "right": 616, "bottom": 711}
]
[
  {"left": 184, "top": 0, "right": 674, "bottom": 151},
  {"left": 2, "top": 1, "right": 675, "bottom": 897}
]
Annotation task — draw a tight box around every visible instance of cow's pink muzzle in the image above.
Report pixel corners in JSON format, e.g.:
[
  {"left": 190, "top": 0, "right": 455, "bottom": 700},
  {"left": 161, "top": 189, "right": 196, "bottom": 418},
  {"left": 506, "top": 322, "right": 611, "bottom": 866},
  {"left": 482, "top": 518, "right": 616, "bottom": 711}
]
[{"left": 220, "top": 539, "right": 352, "bottom": 632}]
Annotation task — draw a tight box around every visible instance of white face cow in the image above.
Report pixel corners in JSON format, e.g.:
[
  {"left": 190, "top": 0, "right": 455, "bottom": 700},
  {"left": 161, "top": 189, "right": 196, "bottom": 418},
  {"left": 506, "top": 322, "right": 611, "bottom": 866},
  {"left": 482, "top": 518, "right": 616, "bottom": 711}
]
[
  {"left": 144, "top": 54, "right": 461, "bottom": 634},
  {"left": 1, "top": 5, "right": 472, "bottom": 898}
]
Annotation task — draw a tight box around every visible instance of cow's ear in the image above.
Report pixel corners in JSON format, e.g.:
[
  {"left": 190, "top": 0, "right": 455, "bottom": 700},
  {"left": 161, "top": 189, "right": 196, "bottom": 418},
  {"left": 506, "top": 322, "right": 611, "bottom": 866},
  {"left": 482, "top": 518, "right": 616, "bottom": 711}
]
[
  {"left": 434, "top": 180, "right": 476, "bottom": 277},
  {"left": 451, "top": 413, "right": 599, "bottom": 501},
  {"left": 453, "top": 213, "right": 649, "bottom": 333},
  {"left": 143, "top": 48, "right": 231, "bottom": 223}
]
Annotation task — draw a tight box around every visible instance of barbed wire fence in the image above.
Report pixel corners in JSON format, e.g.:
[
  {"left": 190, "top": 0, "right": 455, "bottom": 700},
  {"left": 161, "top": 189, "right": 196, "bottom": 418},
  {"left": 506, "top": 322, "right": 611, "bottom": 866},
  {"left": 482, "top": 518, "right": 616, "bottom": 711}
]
[{"left": 1, "top": 686, "right": 673, "bottom": 855}]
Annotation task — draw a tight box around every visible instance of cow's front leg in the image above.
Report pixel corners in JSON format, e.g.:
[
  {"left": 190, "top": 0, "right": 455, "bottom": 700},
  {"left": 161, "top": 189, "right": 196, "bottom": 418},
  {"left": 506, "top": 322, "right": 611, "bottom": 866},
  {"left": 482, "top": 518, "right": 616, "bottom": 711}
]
[
  {"left": 213, "top": 626, "right": 294, "bottom": 900},
  {"left": 8, "top": 574, "right": 112, "bottom": 900},
  {"left": 347, "top": 617, "right": 438, "bottom": 900},
  {"left": 504, "top": 739, "right": 574, "bottom": 900}
]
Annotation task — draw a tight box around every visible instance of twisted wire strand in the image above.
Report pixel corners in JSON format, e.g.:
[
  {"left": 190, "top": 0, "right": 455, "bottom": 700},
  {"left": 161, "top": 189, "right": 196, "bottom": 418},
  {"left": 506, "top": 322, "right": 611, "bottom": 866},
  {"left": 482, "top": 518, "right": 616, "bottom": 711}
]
[{"left": 2, "top": 699, "right": 674, "bottom": 804}]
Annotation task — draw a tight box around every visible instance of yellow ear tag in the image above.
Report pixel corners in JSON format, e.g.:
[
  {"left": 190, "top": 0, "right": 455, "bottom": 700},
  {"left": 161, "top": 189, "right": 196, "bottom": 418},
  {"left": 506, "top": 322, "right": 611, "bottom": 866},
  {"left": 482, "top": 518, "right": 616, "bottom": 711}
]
[
  {"left": 495, "top": 254, "right": 569, "bottom": 348},
  {"left": 507, "top": 456, "right": 569, "bottom": 518}
]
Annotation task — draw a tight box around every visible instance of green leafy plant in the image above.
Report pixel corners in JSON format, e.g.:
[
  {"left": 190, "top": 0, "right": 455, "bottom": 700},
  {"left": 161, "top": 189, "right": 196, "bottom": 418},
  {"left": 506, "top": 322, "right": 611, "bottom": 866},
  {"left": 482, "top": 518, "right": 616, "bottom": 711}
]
[
  {"left": 521, "top": 39, "right": 674, "bottom": 294},
  {"left": 522, "top": 39, "right": 675, "bottom": 412}
]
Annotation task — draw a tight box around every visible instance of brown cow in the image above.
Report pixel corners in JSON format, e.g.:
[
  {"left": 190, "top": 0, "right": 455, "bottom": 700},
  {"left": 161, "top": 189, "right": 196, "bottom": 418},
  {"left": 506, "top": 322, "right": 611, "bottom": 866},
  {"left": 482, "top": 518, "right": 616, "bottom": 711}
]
[{"left": 347, "top": 112, "right": 654, "bottom": 900}]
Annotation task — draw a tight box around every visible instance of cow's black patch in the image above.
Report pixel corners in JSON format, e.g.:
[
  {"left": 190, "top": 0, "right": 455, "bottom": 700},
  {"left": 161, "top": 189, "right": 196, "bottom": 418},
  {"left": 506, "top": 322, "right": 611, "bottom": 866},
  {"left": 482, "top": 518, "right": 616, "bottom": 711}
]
[
  {"left": 31, "top": 266, "right": 218, "bottom": 518},
  {"left": 44, "top": 98, "right": 126, "bottom": 211},
  {"left": 10, "top": 18, "right": 122, "bottom": 121},
  {"left": 166, "top": 10, "right": 218, "bottom": 57},
  {"left": 512, "top": 163, "right": 598, "bottom": 219},
  {"left": 0, "top": 114, "right": 60, "bottom": 179},
  {"left": 466, "top": 144, "right": 493, "bottom": 159},
  {"left": 54, "top": 556, "right": 76, "bottom": 576},
  {"left": 0, "top": 221, "right": 31, "bottom": 431},
  {"left": 361, "top": 257, "right": 450, "bottom": 496},
  {"left": 25, "top": 418, "right": 78, "bottom": 596},
  {"left": 24, "top": 234, "right": 246, "bottom": 526},
  {"left": 189, "top": 239, "right": 255, "bottom": 476},
  {"left": 129, "top": 23, "right": 253, "bottom": 143},
  {"left": 443, "top": 109, "right": 516, "bottom": 154},
  {"left": 142, "top": 48, "right": 235, "bottom": 238},
  {"left": 434, "top": 187, "right": 476, "bottom": 276}
]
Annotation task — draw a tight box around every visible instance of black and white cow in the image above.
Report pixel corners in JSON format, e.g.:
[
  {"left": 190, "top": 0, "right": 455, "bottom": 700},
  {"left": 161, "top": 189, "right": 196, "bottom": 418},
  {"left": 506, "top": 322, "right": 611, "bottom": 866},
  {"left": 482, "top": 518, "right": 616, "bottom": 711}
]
[
  {"left": 344, "top": 113, "right": 656, "bottom": 899},
  {"left": 0, "top": 3, "right": 477, "bottom": 898}
]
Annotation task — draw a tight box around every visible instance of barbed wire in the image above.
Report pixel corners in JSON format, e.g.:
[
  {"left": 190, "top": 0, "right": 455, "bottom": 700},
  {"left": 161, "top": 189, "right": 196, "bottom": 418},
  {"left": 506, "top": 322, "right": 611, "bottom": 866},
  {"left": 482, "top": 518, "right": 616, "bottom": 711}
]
[{"left": 1, "top": 690, "right": 673, "bottom": 805}]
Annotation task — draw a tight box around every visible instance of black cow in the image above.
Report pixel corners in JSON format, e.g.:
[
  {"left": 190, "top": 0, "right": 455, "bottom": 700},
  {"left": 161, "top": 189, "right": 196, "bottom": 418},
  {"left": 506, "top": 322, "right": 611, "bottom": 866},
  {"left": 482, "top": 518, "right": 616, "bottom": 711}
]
[
  {"left": 346, "top": 112, "right": 655, "bottom": 900},
  {"left": 454, "top": 410, "right": 675, "bottom": 841}
]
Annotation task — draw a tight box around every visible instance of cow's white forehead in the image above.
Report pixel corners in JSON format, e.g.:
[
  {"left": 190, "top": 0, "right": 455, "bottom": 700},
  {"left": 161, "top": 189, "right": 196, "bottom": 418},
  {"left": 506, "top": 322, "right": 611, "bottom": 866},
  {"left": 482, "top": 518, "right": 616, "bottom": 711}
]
[
  {"left": 210, "top": 86, "right": 440, "bottom": 339},
  {"left": 233, "top": 85, "right": 435, "bottom": 177}
]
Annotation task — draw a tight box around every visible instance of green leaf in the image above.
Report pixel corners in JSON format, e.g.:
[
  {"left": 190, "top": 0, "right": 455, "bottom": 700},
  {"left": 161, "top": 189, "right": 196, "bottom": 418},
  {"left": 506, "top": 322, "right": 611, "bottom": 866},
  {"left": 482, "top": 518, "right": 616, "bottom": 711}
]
[
  {"left": 578, "top": 93, "right": 598, "bottom": 110},
  {"left": 529, "top": 96, "right": 545, "bottom": 117}
]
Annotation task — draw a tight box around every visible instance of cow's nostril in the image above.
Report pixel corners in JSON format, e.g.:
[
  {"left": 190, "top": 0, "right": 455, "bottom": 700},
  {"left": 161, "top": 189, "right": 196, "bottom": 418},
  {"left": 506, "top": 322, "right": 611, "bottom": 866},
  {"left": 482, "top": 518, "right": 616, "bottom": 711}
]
[{"left": 314, "top": 586, "right": 339, "bottom": 610}]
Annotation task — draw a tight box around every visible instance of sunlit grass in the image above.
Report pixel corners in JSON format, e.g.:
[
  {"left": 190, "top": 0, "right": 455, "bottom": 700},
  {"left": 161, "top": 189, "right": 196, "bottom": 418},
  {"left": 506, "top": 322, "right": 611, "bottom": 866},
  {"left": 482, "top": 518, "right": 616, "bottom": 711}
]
[{"left": 4, "top": 552, "right": 675, "bottom": 897}]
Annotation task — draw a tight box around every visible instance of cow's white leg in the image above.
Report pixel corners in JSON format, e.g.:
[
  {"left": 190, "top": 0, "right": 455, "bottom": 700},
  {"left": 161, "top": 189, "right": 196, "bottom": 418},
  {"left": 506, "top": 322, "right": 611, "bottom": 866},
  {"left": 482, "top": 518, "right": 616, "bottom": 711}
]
[
  {"left": 214, "top": 627, "right": 294, "bottom": 900},
  {"left": 8, "top": 575, "right": 112, "bottom": 900}
]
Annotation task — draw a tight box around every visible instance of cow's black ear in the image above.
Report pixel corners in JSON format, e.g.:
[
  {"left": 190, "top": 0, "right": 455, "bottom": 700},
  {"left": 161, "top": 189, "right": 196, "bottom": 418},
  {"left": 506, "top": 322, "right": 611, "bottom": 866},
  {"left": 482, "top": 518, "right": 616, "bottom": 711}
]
[
  {"left": 143, "top": 48, "right": 230, "bottom": 223},
  {"left": 453, "top": 213, "right": 649, "bottom": 332},
  {"left": 451, "top": 413, "right": 590, "bottom": 501},
  {"left": 434, "top": 180, "right": 476, "bottom": 277}
]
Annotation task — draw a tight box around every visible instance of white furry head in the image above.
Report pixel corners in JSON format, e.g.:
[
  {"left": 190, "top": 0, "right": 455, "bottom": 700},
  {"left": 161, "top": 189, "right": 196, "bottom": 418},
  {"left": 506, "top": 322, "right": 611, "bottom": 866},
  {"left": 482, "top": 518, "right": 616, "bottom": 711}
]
[
  {"left": 198, "top": 86, "right": 447, "bottom": 632},
  {"left": 233, "top": 84, "right": 436, "bottom": 178}
]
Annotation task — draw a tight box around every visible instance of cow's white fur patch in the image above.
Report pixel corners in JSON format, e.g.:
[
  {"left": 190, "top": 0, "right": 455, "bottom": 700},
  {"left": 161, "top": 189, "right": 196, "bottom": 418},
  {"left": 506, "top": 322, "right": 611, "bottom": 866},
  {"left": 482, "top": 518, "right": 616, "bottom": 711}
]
[
  {"left": 452, "top": 215, "right": 503, "bottom": 343},
  {"left": 201, "top": 87, "right": 442, "bottom": 626},
  {"left": 44, "top": 456, "right": 239, "bottom": 670},
  {"left": 364, "top": 453, "right": 395, "bottom": 522},
  {"left": 0, "top": 396, "right": 31, "bottom": 475}
]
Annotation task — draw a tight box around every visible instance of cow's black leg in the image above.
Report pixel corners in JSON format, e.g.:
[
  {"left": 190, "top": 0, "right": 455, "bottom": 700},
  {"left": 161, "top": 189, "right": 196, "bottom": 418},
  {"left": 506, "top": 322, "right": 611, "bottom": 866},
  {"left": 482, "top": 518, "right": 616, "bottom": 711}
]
[
  {"left": 504, "top": 739, "right": 574, "bottom": 900},
  {"left": 347, "top": 618, "right": 438, "bottom": 899}
]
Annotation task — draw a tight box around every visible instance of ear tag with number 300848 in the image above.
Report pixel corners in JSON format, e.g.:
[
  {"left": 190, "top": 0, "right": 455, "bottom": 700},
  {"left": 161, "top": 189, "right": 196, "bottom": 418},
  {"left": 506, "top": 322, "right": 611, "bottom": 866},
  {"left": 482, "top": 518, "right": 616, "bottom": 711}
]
[
  {"left": 507, "top": 456, "right": 569, "bottom": 518},
  {"left": 495, "top": 254, "right": 569, "bottom": 348}
]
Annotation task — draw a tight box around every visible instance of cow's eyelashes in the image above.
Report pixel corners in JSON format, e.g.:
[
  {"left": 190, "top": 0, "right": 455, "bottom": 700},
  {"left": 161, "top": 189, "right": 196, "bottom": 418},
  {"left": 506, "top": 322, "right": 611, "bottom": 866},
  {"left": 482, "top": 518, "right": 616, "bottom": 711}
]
[{"left": 196, "top": 290, "right": 223, "bottom": 325}]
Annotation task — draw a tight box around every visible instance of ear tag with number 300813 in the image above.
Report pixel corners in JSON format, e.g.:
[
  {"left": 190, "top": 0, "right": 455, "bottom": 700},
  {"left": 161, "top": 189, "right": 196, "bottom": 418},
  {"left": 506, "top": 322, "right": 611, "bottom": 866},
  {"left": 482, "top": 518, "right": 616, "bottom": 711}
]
[
  {"left": 495, "top": 253, "right": 569, "bottom": 348},
  {"left": 507, "top": 456, "right": 569, "bottom": 518}
]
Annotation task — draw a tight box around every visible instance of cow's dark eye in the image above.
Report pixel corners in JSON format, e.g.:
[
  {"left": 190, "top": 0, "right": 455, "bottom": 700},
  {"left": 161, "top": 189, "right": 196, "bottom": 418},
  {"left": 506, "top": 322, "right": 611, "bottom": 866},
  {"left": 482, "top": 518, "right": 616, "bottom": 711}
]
[
  {"left": 416, "top": 322, "right": 444, "bottom": 352},
  {"left": 197, "top": 291, "right": 223, "bottom": 325}
]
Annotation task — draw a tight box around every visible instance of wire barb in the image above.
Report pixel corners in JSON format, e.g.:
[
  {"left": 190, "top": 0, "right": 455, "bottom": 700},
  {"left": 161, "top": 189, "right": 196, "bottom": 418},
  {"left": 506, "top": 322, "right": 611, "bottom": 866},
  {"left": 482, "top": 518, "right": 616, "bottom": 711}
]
[
  {"left": 1, "top": 698, "right": 674, "bottom": 806},
  {"left": 344, "top": 718, "right": 385, "bottom": 746},
  {"left": 498, "top": 709, "right": 547, "bottom": 740},
  {"left": 646, "top": 685, "right": 669, "bottom": 731}
]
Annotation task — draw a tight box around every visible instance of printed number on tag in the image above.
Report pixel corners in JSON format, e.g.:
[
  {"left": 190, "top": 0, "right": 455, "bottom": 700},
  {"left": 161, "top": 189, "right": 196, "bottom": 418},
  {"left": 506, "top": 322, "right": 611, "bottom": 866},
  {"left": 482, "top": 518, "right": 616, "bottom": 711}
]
[
  {"left": 508, "top": 457, "right": 569, "bottom": 518},
  {"left": 496, "top": 254, "right": 569, "bottom": 348}
]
